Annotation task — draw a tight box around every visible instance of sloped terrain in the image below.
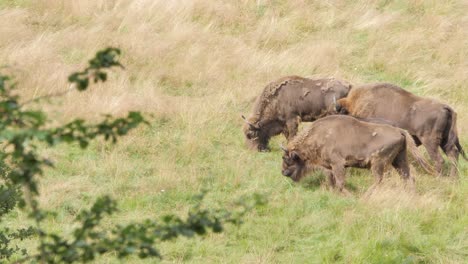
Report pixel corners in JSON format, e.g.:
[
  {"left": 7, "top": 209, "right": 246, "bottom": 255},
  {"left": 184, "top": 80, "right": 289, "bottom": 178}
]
[{"left": 0, "top": 0, "right": 467, "bottom": 263}]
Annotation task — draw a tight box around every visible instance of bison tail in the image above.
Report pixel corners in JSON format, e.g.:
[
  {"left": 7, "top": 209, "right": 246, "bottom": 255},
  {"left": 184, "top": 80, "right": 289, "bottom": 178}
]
[
  {"left": 456, "top": 141, "right": 468, "bottom": 161},
  {"left": 443, "top": 106, "right": 468, "bottom": 161},
  {"left": 401, "top": 130, "right": 436, "bottom": 175}
]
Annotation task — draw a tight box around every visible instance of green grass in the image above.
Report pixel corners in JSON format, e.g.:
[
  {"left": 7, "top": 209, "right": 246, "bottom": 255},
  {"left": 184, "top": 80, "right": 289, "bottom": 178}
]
[
  {"left": 0, "top": 0, "right": 30, "bottom": 8},
  {"left": 29, "top": 114, "right": 467, "bottom": 263},
  {"left": 1, "top": 0, "right": 467, "bottom": 263}
]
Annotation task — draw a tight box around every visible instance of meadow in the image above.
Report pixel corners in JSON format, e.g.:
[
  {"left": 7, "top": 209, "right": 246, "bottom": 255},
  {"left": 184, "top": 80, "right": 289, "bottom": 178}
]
[{"left": 0, "top": 0, "right": 467, "bottom": 263}]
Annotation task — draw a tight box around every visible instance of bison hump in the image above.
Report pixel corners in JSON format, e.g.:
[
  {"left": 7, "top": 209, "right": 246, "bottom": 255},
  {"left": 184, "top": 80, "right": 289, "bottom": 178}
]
[{"left": 254, "top": 76, "right": 305, "bottom": 118}]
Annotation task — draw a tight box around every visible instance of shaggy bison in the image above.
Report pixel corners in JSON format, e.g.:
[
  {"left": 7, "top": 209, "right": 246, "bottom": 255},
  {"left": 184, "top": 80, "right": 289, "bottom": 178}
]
[
  {"left": 336, "top": 83, "right": 467, "bottom": 177},
  {"left": 281, "top": 115, "right": 433, "bottom": 194},
  {"left": 242, "top": 75, "right": 351, "bottom": 151}
]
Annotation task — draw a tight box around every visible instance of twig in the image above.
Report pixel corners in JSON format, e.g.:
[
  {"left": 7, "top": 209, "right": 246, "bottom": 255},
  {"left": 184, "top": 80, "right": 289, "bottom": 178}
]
[{"left": 20, "top": 84, "right": 75, "bottom": 106}]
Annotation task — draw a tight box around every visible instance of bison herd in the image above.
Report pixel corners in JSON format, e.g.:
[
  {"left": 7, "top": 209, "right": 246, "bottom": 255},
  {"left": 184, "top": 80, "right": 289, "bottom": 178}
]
[{"left": 242, "top": 76, "right": 466, "bottom": 194}]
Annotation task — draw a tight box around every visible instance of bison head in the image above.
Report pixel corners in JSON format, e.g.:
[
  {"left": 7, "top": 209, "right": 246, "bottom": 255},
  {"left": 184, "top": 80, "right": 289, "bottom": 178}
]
[
  {"left": 322, "top": 80, "right": 352, "bottom": 114},
  {"left": 242, "top": 115, "right": 285, "bottom": 152},
  {"left": 335, "top": 98, "right": 350, "bottom": 115},
  {"left": 242, "top": 115, "right": 269, "bottom": 152},
  {"left": 281, "top": 146, "right": 306, "bottom": 181}
]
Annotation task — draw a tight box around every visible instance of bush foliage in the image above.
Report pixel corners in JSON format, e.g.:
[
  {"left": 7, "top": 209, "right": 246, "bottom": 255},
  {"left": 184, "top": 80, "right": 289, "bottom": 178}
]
[{"left": 0, "top": 48, "right": 262, "bottom": 263}]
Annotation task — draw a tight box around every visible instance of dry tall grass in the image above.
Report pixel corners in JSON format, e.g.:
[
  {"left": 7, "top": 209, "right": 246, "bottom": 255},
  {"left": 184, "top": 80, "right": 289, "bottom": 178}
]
[
  {"left": 2, "top": 1, "right": 466, "bottom": 122},
  {"left": 1, "top": 0, "right": 467, "bottom": 263}
]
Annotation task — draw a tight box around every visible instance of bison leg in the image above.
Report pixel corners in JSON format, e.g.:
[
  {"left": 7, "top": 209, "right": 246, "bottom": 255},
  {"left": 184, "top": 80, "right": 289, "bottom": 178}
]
[
  {"left": 331, "top": 164, "right": 351, "bottom": 196},
  {"left": 283, "top": 119, "right": 299, "bottom": 141},
  {"left": 447, "top": 150, "right": 459, "bottom": 178},
  {"left": 321, "top": 169, "right": 335, "bottom": 189},
  {"left": 421, "top": 138, "right": 444, "bottom": 176},
  {"left": 392, "top": 149, "right": 415, "bottom": 191},
  {"left": 365, "top": 161, "right": 385, "bottom": 196}
]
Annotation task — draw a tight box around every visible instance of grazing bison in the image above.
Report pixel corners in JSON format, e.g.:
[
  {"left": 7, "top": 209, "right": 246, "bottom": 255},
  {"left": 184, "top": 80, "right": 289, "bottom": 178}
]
[
  {"left": 242, "top": 75, "right": 352, "bottom": 152},
  {"left": 281, "top": 115, "right": 433, "bottom": 194},
  {"left": 336, "top": 83, "right": 467, "bottom": 177}
]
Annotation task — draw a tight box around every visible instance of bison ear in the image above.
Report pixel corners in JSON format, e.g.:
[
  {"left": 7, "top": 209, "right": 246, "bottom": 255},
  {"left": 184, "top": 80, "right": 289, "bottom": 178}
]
[{"left": 290, "top": 151, "right": 301, "bottom": 161}]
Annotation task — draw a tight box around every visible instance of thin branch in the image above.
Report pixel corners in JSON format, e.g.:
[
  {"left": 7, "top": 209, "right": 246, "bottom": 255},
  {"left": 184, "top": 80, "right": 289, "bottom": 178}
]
[{"left": 20, "top": 84, "right": 76, "bottom": 106}]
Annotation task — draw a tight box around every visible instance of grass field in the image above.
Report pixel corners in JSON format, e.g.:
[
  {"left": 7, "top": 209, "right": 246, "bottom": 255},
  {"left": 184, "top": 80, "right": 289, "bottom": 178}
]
[{"left": 1, "top": 0, "right": 467, "bottom": 263}]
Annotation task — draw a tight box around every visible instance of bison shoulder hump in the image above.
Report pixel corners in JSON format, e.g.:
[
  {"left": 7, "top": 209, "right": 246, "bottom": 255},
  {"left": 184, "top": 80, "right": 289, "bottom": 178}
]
[
  {"left": 263, "top": 76, "right": 304, "bottom": 97},
  {"left": 255, "top": 76, "right": 305, "bottom": 117}
]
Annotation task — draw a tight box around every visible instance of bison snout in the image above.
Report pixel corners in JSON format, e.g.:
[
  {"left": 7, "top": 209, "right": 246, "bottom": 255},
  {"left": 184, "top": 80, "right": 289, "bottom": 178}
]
[
  {"left": 258, "top": 145, "right": 270, "bottom": 152},
  {"left": 282, "top": 169, "right": 292, "bottom": 177},
  {"left": 335, "top": 103, "right": 342, "bottom": 113},
  {"left": 336, "top": 103, "right": 349, "bottom": 115}
]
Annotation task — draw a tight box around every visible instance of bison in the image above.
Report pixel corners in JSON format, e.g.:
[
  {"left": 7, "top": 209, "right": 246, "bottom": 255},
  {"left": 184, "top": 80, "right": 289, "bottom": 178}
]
[
  {"left": 336, "top": 83, "right": 467, "bottom": 177},
  {"left": 281, "top": 115, "right": 433, "bottom": 194},
  {"left": 242, "top": 75, "right": 352, "bottom": 152}
]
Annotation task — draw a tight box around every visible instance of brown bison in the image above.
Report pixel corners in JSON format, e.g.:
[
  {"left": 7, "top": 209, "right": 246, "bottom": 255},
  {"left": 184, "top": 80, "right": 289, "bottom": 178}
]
[
  {"left": 242, "top": 75, "right": 352, "bottom": 152},
  {"left": 281, "top": 115, "right": 433, "bottom": 194},
  {"left": 336, "top": 83, "right": 467, "bottom": 177}
]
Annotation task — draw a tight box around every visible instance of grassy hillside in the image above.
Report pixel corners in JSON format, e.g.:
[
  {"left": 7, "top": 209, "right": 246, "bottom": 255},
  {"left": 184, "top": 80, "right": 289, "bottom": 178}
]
[{"left": 1, "top": 0, "right": 467, "bottom": 263}]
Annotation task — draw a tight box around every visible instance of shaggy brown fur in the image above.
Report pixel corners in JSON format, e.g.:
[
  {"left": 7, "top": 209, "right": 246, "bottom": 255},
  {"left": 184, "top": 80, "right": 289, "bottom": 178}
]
[
  {"left": 281, "top": 115, "right": 432, "bottom": 194},
  {"left": 337, "top": 83, "right": 467, "bottom": 177},
  {"left": 242, "top": 75, "right": 352, "bottom": 151}
]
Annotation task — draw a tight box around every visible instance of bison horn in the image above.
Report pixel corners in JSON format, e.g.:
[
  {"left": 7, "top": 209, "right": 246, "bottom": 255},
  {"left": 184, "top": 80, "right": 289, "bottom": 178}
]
[
  {"left": 280, "top": 144, "right": 288, "bottom": 153},
  {"left": 330, "top": 95, "right": 337, "bottom": 111},
  {"left": 241, "top": 115, "right": 259, "bottom": 129}
]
